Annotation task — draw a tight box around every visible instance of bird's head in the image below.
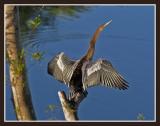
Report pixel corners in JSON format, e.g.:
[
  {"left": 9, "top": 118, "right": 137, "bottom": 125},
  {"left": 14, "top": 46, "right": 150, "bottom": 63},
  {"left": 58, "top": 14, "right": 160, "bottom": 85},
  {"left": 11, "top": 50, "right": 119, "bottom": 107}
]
[{"left": 99, "top": 19, "right": 112, "bottom": 31}]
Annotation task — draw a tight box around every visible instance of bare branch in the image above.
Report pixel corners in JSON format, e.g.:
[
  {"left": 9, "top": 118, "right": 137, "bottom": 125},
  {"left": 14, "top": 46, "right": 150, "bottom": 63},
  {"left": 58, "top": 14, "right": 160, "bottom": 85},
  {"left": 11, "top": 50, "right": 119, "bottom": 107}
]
[{"left": 58, "top": 91, "right": 78, "bottom": 121}]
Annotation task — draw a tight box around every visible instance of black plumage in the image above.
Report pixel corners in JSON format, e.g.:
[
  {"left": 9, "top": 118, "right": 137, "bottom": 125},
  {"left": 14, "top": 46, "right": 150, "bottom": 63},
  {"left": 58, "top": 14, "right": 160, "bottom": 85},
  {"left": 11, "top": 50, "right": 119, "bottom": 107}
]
[{"left": 48, "top": 20, "right": 128, "bottom": 104}]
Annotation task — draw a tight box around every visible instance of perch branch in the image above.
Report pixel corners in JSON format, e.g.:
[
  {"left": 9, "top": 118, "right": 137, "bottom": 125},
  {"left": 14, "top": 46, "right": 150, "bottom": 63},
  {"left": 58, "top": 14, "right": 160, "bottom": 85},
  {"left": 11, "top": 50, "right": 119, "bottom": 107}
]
[{"left": 58, "top": 91, "right": 78, "bottom": 121}]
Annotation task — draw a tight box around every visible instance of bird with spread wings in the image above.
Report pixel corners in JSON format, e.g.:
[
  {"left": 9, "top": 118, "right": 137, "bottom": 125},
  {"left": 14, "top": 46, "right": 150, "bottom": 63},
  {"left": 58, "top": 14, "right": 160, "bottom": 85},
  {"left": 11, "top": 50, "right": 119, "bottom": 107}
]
[{"left": 48, "top": 20, "right": 128, "bottom": 105}]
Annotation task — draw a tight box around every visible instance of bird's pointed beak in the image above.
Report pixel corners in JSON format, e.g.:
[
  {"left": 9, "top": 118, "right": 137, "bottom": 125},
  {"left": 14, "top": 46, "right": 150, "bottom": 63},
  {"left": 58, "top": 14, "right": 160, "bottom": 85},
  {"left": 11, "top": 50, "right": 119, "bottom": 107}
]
[{"left": 104, "top": 19, "right": 112, "bottom": 28}]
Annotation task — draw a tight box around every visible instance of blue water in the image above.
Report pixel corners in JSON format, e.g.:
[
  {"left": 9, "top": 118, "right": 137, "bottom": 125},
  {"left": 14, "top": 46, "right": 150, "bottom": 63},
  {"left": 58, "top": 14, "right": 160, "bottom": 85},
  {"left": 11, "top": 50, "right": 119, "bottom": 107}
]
[{"left": 5, "top": 5, "right": 155, "bottom": 121}]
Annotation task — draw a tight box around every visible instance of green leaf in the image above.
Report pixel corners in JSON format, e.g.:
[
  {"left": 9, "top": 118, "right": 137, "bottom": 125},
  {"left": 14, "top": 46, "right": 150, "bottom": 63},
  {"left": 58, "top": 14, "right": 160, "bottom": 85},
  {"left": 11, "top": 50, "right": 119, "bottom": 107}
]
[
  {"left": 32, "top": 52, "right": 43, "bottom": 61},
  {"left": 27, "top": 15, "right": 41, "bottom": 30},
  {"left": 137, "top": 113, "right": 145, "bottom": 120},
  {"left": 45, "top": 104, "right": 56, "bottom": 113}
]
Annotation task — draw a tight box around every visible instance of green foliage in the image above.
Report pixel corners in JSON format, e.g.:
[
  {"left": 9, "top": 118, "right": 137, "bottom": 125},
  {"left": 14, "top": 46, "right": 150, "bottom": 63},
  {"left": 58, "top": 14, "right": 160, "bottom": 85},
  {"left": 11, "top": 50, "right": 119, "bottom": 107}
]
[
  {"left": 27, "top": 15, "right": 41, "bottom": 30},
  {"left": 45, "top": 104, "right": 56, "bottom": 113},
  {"left": 18, "top": 48, "right": 25, "bottom": 60},
  {"left": 10, "top": 49, "right": 25, "bottom": 76},
  {"left": 19, "top": 6, "right": 88, "bottom": 31},
  {"left": 46, "top": 6, "right": 88, "bottom": 17},
  {"left": 32, "top": 51, "right": 44, "bottom": 61},
  {"left": 44, "top": 104, "right": 61, "bottom": 120},
  {"left": 15, "top": 106, "right": 20, "bottom": 113},
  {"left": 137, "top": 113, "right": 145, "bottom": 120}
]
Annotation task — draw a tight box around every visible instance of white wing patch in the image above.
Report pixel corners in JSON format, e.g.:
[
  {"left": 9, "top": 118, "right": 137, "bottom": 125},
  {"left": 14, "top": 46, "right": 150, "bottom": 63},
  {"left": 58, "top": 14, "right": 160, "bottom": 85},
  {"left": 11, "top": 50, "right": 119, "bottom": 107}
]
[
  {"left": 87, "top": 62, "right": 101, "bottom": 76},
  {"left": 57, "top": 53, "right": 65, "bottom": 72}
]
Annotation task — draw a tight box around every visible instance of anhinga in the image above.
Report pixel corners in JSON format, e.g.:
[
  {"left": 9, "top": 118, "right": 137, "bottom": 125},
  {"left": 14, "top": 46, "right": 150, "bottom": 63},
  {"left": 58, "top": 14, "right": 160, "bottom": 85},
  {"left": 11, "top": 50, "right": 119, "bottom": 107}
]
[{"left": 48, "top": 20, "right": 128, "bottom": 105}]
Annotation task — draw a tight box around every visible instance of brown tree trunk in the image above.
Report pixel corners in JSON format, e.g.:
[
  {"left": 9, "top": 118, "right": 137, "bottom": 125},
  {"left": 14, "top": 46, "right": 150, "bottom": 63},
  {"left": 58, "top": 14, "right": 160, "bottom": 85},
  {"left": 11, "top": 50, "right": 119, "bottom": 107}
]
[{"left": 5, "top": 5, "right": 36, "bottom": 120}]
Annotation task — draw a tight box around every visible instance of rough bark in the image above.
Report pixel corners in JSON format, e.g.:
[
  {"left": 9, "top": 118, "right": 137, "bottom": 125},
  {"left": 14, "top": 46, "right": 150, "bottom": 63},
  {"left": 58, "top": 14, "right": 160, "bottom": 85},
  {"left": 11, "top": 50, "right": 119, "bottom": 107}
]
[
  {"left": 58, "top": 91, "right": 87, "bottom": 121},
  {"left": 5, "top": 5, "right": 36, "bottom": 120},
  {"left": 58, "top": 91, "right": 78, "bottom": 121}
]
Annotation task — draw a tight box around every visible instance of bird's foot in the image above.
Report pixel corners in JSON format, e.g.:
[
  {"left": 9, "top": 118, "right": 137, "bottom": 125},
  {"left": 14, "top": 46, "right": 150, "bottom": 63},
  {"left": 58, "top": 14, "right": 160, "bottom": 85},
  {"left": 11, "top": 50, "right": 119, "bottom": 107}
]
[
  {"left": 68, "top": 100, "right": 78, "bottom": 110},
  {"left": 68, "top": 90, "right": 75, "bottom": 101},
  {"left": 72, "top": 91, "right": 88, "bottom": 105},
  {"left": 83, "top": 90, "right": 88, "bottom": 97},
  {"left": 67, "top": 90, "right": 88, "bottom": 109}
]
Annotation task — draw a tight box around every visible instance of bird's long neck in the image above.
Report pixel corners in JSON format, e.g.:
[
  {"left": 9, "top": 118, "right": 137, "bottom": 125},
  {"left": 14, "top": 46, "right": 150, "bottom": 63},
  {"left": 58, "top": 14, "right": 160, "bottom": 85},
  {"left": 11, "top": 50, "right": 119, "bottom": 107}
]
[
  {"left": 82, "top": 20, "right": 112, "bottom": 61},
  {"left": 83, "top": 29, "right": 101, "bottom": 61}
]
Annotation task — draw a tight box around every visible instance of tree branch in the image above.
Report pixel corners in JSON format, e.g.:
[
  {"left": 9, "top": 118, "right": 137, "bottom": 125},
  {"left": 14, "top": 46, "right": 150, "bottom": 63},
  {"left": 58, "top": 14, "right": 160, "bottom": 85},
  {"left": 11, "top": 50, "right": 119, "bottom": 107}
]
[
  {"left": 58, "top": 91, "right": 87, "bottom": 121},
  {"left": 58, "top": 91, "right": 78, "bottom": 121}
]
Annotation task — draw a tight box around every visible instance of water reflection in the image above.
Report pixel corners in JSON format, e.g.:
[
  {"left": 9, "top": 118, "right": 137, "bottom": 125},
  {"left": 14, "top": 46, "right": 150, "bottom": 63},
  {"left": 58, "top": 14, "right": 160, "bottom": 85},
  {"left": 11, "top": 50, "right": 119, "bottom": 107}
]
[
  {"left": 19, "top": 6, "right": 90, "bottom": 54},
  {"left": 20, "top": 31, "right": 90, "bottom": 48},
  {"left": 19, "top": 6, "right": 89, "bottom": 30}
]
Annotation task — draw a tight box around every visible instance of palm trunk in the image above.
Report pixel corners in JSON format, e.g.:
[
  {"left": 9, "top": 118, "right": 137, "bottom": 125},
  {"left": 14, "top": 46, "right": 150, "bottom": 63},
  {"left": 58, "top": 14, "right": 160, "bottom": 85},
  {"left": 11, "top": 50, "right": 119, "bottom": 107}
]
[{"left": 5, "top": 5, "right": 36, "bottom": 120}]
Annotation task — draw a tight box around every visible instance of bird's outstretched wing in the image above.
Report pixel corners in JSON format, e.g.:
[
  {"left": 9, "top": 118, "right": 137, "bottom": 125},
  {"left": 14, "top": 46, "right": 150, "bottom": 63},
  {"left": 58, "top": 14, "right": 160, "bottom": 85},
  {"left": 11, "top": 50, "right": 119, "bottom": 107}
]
[
  {"left": 82, "top": 59, "right": 129, "bottom": 90},
  {"left": 48, "top": 52, "right": 79, "bottom": 86}
]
